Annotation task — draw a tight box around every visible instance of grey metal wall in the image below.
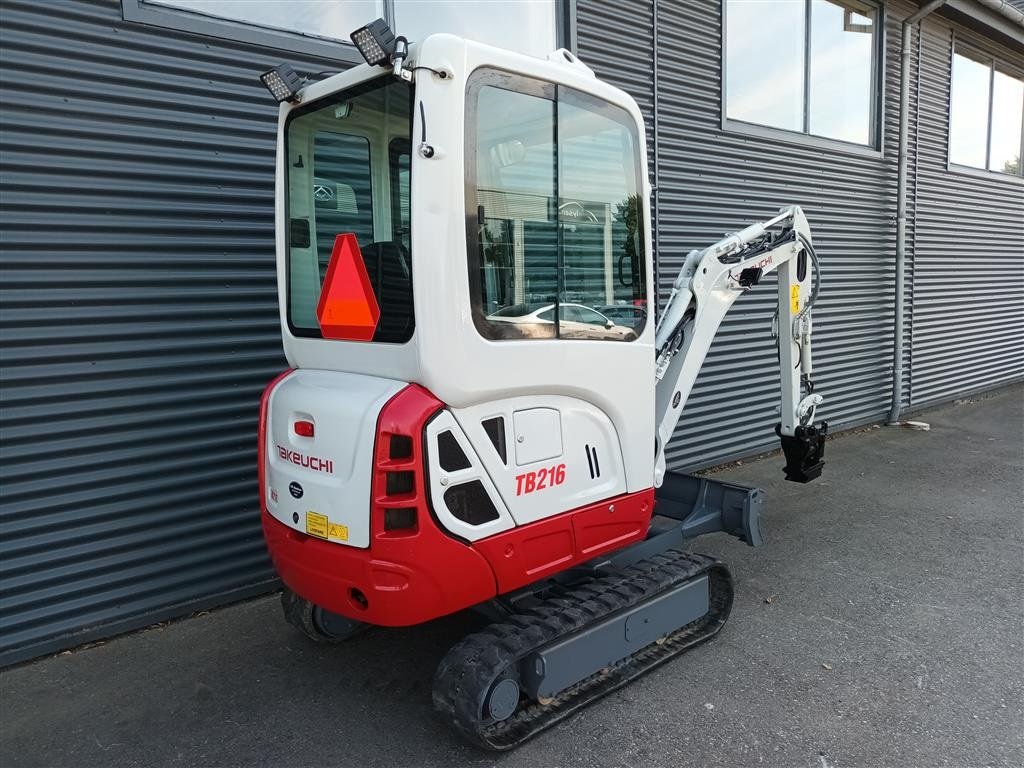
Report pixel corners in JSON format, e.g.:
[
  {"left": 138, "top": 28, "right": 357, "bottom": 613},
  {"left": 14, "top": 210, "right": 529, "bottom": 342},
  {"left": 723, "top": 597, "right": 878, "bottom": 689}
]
[
  {"left": 0, "top": 0, "right": 342, "bottom": 666},
  {"left": 578, "top": 0, "right": 914, "bottom": 471},
  {"left": 1, "top": 0, "right": 1021, "bottom": 666},
  {"left": 911, "top": 18, "right": 1024, "bottom": 407}
]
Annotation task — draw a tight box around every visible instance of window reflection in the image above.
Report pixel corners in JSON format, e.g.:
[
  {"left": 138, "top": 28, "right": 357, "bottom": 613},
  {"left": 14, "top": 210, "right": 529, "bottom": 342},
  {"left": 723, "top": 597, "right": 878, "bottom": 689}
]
[
  {"left": 950, "top": 48, "right": 1024, "bottom": 176},
  {"left": 149, "top": 0, "right": 382, "bottom": 42},
  {"left": 990, "top": 69, "right": 1024, "bottom": 174},
  {"left": 725, "top": 0, "right": 878, "bottom": 147},
  {"left": 470, "top": 76, "right": 647, "bottom": 343},
  {"left": 726, "top": 0, "right": 805, "bottom": 132},
  {"left": 950, "top": 50, "right": 992, "bottom": 169},
  {"left": 394, "top": 0, "right": 556, "bottom": 58},
  {"left": 809, "top": 0, "right": 874, "bottom": 144}
]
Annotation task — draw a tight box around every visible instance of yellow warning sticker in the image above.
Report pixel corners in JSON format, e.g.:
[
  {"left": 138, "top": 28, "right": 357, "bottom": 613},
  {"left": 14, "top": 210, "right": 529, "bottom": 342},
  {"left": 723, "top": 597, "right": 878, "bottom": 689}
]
[
  {"left": 305, "top": 510, "right": 328, "bottom": 539},
  {"left": 790, "top": 285, "right": 800, "bottom": 314},
  {"left": 328, "top": 522, "right": 349, "bottom": 541}
]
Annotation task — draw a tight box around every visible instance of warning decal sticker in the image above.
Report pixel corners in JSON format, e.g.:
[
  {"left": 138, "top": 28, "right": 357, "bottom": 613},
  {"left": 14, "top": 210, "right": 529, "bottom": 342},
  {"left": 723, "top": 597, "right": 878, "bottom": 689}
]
[{"left": 306, "top": 510, "right": 329, "bottom": 539}]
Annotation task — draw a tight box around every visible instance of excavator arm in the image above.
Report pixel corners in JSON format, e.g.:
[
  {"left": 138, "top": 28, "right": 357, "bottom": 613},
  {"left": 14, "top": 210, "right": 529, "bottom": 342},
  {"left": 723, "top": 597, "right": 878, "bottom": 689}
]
[{"left": 653, "top": 205, "right": 827, "bottom": 486}]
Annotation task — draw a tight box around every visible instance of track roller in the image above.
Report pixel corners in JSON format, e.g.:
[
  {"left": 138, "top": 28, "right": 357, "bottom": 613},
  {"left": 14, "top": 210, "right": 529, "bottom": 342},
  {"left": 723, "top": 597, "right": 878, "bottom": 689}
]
[
  {"left": 432, "top": 550, "right": 733, "bottom": 750},
  {"left": 280, "top": 587, "right": 368, "bottom": 643}
]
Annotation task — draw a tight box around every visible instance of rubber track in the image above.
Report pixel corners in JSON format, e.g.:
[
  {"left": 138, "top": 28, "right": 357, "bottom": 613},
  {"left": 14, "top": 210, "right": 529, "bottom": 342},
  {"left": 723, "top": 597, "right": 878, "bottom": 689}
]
[{"left": 432, "top": 550, "right": 734, "bottom": 750}]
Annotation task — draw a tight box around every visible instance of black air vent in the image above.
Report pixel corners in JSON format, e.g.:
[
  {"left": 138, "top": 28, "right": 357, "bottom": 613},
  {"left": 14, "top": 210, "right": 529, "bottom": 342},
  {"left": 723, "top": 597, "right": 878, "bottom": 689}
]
[
  {"left": 481, "top": 416, "right": 507, "bottom": 464},
  {"left": 437, "top": 430, "right": 471, "bottom": 472},
  {"left": 389, "top": 434, "right": 412, "bottom": 460},
  {"left": 585, "top": 444, "right": 601, "bottom": 479},
  {"left": 384, "top": 507, "right": 417, "bottom": 531},
  {"left": 386, "top": 471, "right": 415, "bottom": 495},
  {"left": 443, "top": 481, "right": 500, "bottom": 526}
]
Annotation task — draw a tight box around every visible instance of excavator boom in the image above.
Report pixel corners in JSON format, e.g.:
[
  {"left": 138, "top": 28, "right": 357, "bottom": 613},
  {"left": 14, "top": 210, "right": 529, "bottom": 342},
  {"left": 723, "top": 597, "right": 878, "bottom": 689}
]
[{"left": 653, "top": 205, "right": 827, "bottom": 485}]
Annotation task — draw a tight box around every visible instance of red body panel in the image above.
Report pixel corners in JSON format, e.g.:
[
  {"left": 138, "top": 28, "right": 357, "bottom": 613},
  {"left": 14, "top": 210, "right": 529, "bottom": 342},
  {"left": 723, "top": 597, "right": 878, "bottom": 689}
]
[
  {"left": 473, "top": 489, "right": 654, "bottom": 593},
  {"left": 262, "top": 509, "right": 497, "bottom": 625},
  {"left": 259, "top": 374, "right": 655, "bottom": 626}
]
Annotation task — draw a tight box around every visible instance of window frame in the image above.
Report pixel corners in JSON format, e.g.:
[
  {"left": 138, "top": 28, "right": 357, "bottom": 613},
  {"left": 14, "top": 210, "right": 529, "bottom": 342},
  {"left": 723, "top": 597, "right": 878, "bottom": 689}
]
[
  {"left": 463, "top": 67, "right": 648, "bottom": 343},
  {"left": 122, "top": 0, "right": 576, "bottom": 63},
  {"left": 121, "top": 0, "right": 368, "bottom": 62},
  {"left": 947, "top": 36, "right": 1024, "bottom": 181},
  {"left": 388, "top": 138, "right": 412, "bottom": 248},
  {"left": 720, "top": 0, "right": 886, "bottom": 156}
]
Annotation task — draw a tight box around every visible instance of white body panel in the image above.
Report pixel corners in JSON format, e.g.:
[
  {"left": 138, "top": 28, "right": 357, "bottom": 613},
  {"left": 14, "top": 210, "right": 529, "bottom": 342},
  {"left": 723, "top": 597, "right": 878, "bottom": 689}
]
[
  {"left": 512, "top": 408, "right": 563, "bottom": 466},
  {"left": 264, "top": 370, "right": 404, "bottom": 548},
  {"left": 451, "top": 396, "right": 626, "bottom": 527},
  {"left": 424, "top": 410, "right": 516, "bottom": 541}
]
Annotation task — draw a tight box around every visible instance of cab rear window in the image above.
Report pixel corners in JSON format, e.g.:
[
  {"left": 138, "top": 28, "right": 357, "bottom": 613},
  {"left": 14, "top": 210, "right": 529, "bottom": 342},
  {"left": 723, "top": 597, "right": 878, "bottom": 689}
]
[{"left": 285, "top": 77, "right": 414, "bottom": 343}]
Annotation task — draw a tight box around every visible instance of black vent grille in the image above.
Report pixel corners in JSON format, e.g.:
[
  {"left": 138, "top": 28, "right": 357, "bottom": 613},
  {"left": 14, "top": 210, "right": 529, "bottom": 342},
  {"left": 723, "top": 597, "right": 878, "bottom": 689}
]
[
  {"left": 443, "top": 481, "right": 500, "bottom": 526},
  {"left": 389, "top": 434, "right": 413, "bottom": 459},
  {"left": 437, "top": 430, "right": 472, "bottom": 472},
  {"left": 481, "top": 416, "right": 507, "bottom": 464},
  {"left": 383, "top": 508, "right": 417, "bottom": 531},
  {"left": 386, "top": 471, "right": 415, "bottom": 496}
]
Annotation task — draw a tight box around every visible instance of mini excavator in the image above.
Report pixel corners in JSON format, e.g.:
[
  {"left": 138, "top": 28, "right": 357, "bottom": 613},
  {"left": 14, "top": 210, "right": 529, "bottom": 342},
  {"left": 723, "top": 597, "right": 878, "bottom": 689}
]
[{"left": 258, "top": 21, "right": 828, "bottom": 750}]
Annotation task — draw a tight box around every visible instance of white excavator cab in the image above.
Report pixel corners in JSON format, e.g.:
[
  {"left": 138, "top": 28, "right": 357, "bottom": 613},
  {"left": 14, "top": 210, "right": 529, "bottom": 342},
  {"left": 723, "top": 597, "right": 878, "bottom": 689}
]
[
  {"left": 267, "top": 34, "right": 658, "bottom": 544},
  {"left": 259, "top": 24, "right": 827, "bottom": 750}
]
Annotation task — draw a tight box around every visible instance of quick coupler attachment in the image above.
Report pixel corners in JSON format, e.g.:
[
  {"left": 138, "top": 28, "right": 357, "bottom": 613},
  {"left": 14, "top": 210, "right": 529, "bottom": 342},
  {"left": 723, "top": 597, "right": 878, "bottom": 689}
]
[{"left": 776, "top": 421, "right": 828, "bottom": 483}]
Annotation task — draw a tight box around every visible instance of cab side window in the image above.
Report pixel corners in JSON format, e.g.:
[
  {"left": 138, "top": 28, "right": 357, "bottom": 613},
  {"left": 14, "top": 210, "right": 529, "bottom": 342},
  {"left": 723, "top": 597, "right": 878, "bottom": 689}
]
[{"left": 467, "top": 70, "right": 647, "bottom": 342}]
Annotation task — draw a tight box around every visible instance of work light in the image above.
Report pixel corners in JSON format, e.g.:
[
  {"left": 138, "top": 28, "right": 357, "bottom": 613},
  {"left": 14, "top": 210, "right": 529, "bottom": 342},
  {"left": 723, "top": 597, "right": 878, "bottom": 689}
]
[
  {"left": 260, "top": 63, "right": 304, "bottom": 103},
  {"left": 350, "top": 18, "right": 397, "bottom": 66}
]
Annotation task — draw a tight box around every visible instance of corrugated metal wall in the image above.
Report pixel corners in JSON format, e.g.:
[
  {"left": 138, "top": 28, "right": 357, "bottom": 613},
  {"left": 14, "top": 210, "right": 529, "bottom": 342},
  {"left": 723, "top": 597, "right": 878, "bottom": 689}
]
[
  {"left": 910, "top": 17, "right": 1024, "bottom": 407},
  {"left": 578, "top": 0, "right": 920, "bottom": 471},
  {"left": 1, "top": 0, "right": 1021, "bottom": 665},
  {"left": 0, "top": 0, "right": 342, "bottom": 665}
]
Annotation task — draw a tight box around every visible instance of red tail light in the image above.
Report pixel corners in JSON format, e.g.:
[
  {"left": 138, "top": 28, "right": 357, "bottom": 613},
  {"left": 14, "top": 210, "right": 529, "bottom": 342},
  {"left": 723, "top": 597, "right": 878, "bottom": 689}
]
[
  {"left": 370, "top": 385, "right": 443, "bottom": 539},
  {"left": 294, "top": 419, "right": 314, "bottom": 437}
]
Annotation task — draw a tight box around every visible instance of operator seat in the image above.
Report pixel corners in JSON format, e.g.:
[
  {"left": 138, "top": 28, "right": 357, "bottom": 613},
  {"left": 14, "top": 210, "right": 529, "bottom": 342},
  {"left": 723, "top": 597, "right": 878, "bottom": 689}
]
[{"left": 362, "top": 240, "right": 413, "bottom": 342}]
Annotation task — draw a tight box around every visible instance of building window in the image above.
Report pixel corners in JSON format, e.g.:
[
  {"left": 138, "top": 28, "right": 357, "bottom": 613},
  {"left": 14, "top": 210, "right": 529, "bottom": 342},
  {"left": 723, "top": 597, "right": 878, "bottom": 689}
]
[
  {"left": 122, "top": 0, "right": 371, "bottom": 60},
  {"left": 949, "top": 46, "right": 1024, "bottom": 177},
  {"left": 124, "top": 0, "right": 559, "bottom": 61},
  {"left": 393, "top": 1, "right": 557, "bottom": 59},
  {"left": 724, "top": 0, "right": 880, "bottom": 147},
  {"left": 147, "top": 0, "right": 382, "bottom": 44}
]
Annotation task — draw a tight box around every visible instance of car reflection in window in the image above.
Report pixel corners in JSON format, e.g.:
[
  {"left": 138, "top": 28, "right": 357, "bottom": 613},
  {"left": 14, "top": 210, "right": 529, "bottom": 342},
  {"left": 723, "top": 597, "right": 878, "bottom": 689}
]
[{"left": 486, "top": 302, "right": 637, "bottom": 341}]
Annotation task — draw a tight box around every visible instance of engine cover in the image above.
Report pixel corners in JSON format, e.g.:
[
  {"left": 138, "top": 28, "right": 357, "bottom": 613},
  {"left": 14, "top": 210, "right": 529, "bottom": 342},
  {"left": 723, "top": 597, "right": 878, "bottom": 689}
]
[{"left": 263, "top": 369, "right": 404, "bottom": 548}]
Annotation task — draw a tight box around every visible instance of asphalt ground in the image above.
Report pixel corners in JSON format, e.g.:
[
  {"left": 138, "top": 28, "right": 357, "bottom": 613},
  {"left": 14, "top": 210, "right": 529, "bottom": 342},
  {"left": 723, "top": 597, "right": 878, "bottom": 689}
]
[{"left": 2, "top": 385, "right": 1022, "bottom": 768}]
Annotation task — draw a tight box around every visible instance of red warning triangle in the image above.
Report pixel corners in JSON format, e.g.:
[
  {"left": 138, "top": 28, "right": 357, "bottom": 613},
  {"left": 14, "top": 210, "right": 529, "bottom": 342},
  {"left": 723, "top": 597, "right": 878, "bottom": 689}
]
[{"left": 316, "top": 233, "right": 380, "bottom": 341}]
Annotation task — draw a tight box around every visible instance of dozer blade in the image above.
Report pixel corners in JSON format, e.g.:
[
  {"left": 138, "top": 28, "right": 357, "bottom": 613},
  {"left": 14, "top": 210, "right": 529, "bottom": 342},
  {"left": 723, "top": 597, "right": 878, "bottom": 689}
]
[{"left": 432, "top": 550, "right": 733, "bottom": 750}]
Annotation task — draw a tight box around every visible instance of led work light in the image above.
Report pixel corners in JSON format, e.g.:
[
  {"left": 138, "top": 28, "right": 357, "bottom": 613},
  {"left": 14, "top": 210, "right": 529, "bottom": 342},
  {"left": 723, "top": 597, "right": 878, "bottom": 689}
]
[
  {"left": 350, "top": 18, "right": 397, "bottom": 67},
  {"left": 260, "top": 63, "right": 304, "bottom": 104}
]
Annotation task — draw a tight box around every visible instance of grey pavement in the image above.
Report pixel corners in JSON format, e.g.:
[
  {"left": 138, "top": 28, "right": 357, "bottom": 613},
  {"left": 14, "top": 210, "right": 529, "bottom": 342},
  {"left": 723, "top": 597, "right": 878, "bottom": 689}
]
[{"left": 2, "top": 386, "right": 1022, "bottom": 768}]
